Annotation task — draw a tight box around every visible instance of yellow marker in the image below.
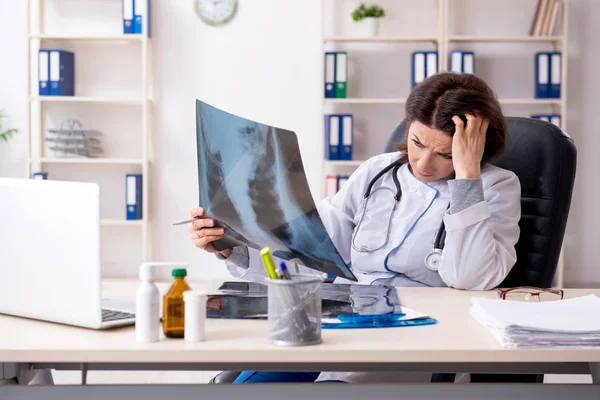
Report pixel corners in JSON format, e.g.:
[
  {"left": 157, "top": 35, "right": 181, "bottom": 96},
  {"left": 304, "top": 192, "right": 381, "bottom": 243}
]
[{"left": 260, "top": 247, "right": 279, "bottom": 279}]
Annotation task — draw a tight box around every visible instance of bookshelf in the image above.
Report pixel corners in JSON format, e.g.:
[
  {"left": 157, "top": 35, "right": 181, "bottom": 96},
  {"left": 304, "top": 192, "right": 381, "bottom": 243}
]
[
  {"left": 321, "top": 0, "right": 569, "bottom": 287},
  {"left": 25, "top": 0, "right": 154, "bottom": 271}
]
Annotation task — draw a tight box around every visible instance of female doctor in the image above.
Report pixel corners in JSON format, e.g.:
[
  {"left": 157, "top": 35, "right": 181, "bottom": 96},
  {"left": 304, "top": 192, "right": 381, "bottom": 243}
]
[{"left": 189, "top": 72, "right": 521, "bottom": 383}]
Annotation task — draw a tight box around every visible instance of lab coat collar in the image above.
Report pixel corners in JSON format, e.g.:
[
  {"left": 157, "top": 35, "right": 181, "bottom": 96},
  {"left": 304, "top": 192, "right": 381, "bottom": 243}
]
[{"left": 400, "top": 163, "right": 448, "bottom": 196}]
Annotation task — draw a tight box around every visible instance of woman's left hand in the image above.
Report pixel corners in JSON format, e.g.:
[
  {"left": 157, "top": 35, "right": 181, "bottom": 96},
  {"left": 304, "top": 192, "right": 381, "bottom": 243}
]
[{"left": 451, "top": 114, "right": 488, "bottom": 179}]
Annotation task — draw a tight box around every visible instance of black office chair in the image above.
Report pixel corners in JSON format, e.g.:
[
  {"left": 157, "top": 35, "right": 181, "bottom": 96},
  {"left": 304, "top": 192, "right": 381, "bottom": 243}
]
[
  {"left": 210, "top": 116, "right": 577, "bottom": 384},
  {"left": 386, "top": 116, "right": 577, "bottom": 383}
]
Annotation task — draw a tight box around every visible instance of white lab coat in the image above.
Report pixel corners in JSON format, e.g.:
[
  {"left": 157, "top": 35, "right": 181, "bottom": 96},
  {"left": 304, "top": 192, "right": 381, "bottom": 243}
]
[
  {"left": 226, "top": 151, "right": 521, "bottom": 292},
  {"left": 224, "top": 151, "right": 521, "bottom": 383}
]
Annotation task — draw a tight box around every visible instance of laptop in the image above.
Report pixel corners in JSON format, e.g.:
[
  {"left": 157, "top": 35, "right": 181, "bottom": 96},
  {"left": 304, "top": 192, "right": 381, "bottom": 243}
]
[{"left": 0, "top": 177, "right": 135, "bottom": 329}]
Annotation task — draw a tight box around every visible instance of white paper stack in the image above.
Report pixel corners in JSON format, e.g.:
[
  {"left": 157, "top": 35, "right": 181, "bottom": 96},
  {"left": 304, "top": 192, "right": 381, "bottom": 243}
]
[{"left": 470, "top": 295, "right": 600, "bottom": 348}]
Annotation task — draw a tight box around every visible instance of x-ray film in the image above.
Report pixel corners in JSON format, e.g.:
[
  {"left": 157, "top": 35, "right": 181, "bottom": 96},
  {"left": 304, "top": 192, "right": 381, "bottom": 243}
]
[{"left": 196, "top": 100, "right": 356, "bottom": 281}]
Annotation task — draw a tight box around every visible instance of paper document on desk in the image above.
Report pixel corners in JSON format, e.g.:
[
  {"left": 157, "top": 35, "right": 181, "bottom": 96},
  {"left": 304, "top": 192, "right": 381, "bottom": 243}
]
[
  {"left": 470, "top": 295, "right": 600, "bottom": 348},
  {"left": 195, "top": 100, "right": 356, "bottom": 281}
]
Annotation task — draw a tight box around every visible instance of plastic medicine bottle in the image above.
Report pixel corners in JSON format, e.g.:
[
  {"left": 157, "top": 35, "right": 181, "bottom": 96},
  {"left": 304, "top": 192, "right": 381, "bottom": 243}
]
[{"left": 135, "top": 263, "right": 160, "bottom": 343}]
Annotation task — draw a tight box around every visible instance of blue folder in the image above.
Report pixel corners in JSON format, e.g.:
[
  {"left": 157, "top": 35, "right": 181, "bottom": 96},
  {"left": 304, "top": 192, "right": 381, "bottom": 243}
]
[
  {"left": 339, "top": 114, "right": 353, "bottom": 160},
  {"left": 126, "top": 173, "right": 143, "bottom": 220},
  {"left": 325, "top": 114, "right": 340, "bottom": 160},
  {"left": 38, "top": 50, "right": 50, "bottom": 96},
  {"left": 49, "top": 50, "right": 75, "bottom": 96},
  {"left": 123, "top": 0, "right": 134, "bottom": 34},
  {"left": 535, "top": 52, "right": 550, "bottom": 98},
  {"left": 549, "top": 52, "right": 561, "bottom": 98},
  {"left": 324, "top": 52, "right": 336, "bottom": 98},
  {"left": 133, "top": 0, "right": 151, "bottom": 36}
]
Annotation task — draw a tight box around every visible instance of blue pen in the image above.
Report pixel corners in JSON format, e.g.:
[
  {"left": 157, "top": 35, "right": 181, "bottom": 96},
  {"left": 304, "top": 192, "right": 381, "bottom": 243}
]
[{"left": 279, "top": 262, "right": 292, "bottom": 280}]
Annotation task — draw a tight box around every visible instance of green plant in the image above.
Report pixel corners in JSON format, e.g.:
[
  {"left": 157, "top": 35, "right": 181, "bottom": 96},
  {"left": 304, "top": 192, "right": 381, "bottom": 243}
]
[
  {"left": 351, "top": 3, "right": 385, "bottom": 21},
  {"left": 0, "top": 110, "right": 18, "bottom": 142}
]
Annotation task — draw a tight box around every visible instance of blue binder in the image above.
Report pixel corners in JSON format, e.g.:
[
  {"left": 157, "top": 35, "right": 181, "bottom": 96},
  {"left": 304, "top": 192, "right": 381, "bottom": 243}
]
[
  {"left": 324, "top": 52, "right": 336, "bottom": 98},
  {"left": 411, "top": 51, "right": 426, "bottom": 88},
  {"left": 337, "top": 175, "right": 349, "bottom": 190},
  {"left": 38, "top": 50, "right": 50, "bottom": 96},
  {"left": 339, "top": 114, "right": 353, "bottom": 160},
  {"left": 535, "top": 52, "right": 550, "bottom": 98},
  {"left": 134, "top": 0, "right": 151, "bottom": 36},
  {"left": 450, "top": 51, "right": 475, "bottom": 74},
  {"left": 32, "top": 172, "right": 47, "bottom": 180},
  {"left": 531, "top": 114, "right": 561, "bottom": 128},
  {"left": 531, "top": 114, "right": 551, "bottom": 122},
  {"left": 425, "top": 51, "right": 438, "bottom": 79},
  {"left": 126, "top": 173, "right": 143, "bottom": 220},
  {"left": 49, "top": 50, "right": 74, "bottom": 96},
  {"left": 549, "top": 52, "right": 561, "bottom": 98},
  {"left": 123, "top": 0, "right": 134, "bottom": 34},
  {"left": 324, "top": 114, "right": 340, "bottom": 160}
]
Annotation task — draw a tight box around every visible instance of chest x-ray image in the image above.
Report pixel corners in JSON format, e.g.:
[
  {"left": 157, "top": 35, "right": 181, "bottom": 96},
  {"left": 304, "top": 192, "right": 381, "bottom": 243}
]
[{"left": 195, "top": 99, "right": 356, "bottom": 281}]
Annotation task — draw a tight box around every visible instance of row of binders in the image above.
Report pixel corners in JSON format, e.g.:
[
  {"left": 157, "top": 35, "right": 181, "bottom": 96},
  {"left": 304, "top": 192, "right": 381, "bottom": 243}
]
[
  {"left": 122, "top": 0, "right": 151, "bottom": 36},
  {"left": 532, "top": 113, "right": 561, "bottom": 128},
  {"left": 535, "top": 52, "right": 561, "bottom": 98},
  {"left": 529, "top": 0, "right": 562, "bottom": 37},
  {"left": 325, "top": 175, "right": 349, "bottom": 198},
  {"left": 325, "top": 114, "right": 353, "bottom": 160},
  {"left": 324, "top": 112, "right": 561, "bottom": 164},
  {"left": 327, "top": 50, "right": 560, "bottom": 99},
  {"left": 38, "top": 50, "right": 74, "bottom": 96},
  {"left": 31, "top": 172, "right": 143, "bottom": 220},
  {"left": 324, "top": 52, "right": 347, "bottom": 98}
]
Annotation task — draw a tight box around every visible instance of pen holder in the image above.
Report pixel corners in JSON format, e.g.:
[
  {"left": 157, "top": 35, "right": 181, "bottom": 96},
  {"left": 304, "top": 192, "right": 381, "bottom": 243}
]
[{"left": 266, "top": 274, "right": 323, "bottom": 347}]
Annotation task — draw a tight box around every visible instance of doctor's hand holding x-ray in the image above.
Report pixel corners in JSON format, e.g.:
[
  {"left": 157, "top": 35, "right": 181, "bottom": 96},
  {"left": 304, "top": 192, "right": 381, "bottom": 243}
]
[{"left": 188, "top": 207, "right": 232, "bottom": 258}]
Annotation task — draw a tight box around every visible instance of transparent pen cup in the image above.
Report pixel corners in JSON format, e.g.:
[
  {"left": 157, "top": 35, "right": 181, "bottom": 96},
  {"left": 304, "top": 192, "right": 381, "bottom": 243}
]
[{"left": 266, "top": 274, "right": 324, "bottom": 347}]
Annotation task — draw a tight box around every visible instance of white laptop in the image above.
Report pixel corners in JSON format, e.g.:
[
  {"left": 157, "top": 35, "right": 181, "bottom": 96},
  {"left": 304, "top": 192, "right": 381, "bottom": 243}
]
[{"left": 0, "top": 177, "right": 135, "bottom": 329}]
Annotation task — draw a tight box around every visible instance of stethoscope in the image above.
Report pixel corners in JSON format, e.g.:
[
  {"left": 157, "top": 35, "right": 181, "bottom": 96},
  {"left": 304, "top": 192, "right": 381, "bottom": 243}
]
[{"left": 350, "top": 159, "right": 447, "bottom": 272}]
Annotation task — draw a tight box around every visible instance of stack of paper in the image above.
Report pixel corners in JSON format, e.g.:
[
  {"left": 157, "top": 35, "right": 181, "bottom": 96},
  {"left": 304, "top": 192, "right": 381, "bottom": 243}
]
[{"left": 470, "top": 295, "right": 600, "bottom": 348}]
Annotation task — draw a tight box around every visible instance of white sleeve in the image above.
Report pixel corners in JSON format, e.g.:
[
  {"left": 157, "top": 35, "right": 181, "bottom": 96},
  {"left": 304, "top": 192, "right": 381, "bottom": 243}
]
[{"left": 438, "top": 170, "right": 521, "bottom": 291}]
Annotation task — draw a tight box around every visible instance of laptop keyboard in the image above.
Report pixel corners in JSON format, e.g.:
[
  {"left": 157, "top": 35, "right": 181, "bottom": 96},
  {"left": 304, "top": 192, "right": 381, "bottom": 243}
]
[{"left": 102, "top": 309, "right": 135, "bottom": 322}]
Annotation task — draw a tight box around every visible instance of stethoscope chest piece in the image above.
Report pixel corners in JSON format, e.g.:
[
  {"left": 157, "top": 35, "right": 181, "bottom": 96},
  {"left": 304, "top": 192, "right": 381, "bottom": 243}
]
[{"left": 424, "top": 249, "right": 443, "bottom": 271}]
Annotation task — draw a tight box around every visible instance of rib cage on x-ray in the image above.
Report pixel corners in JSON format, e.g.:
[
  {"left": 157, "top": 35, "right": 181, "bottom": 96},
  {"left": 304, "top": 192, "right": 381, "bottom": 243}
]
[{"left": 195, "top": 99, "right": 356, "bottom": 281}]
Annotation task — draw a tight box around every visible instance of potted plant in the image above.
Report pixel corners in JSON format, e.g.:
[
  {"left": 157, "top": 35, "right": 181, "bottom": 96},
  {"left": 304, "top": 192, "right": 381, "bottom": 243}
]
[
  {"left": 351, "top": 3, "right": 385, "bottom": 37},
  {"left": 0, "top": 110, "right": 18, "bottom": 143}
]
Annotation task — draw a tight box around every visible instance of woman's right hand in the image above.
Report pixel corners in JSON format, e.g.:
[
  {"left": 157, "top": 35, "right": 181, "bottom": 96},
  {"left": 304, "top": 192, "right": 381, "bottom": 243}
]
[{"left": 189, "top": 207, "right": 233, "bottom": 258}]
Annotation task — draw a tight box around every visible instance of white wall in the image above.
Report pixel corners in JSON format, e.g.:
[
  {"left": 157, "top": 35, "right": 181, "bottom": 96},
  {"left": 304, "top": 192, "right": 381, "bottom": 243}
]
[{"left": 0, "top": 0, "right": 599, "bottom": 287}]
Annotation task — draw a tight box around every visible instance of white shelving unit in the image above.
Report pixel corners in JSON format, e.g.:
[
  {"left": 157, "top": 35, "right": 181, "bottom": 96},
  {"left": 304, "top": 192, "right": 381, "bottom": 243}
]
[
  {"left": 321, "top": 0, "right": 569, "bottom": 287},
  {"left": 25, "top": 0, "right": 154, "bottom": 265}
]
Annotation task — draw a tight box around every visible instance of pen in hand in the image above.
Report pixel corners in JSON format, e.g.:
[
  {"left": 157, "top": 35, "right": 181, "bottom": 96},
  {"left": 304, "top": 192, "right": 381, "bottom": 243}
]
[{"left": 172, "top": 216, "right": 203, "bottom": 226}]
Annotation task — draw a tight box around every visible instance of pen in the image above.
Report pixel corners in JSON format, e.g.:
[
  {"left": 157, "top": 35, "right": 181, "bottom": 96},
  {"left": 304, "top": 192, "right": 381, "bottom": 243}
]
[
  {"left": 172, "top": 216, "right": 204, "bottom": 226},
  {"left": 259, "top": 247, "right": 279, "bottom": 280},
  {"left": 279, "top": 262, "right": 292, "bottom": 280}
]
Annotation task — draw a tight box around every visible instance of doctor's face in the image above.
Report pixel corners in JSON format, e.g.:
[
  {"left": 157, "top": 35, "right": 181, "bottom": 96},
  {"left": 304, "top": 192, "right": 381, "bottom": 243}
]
[{"left": 406, "top": 121, "right": 454, "bottom": 183}]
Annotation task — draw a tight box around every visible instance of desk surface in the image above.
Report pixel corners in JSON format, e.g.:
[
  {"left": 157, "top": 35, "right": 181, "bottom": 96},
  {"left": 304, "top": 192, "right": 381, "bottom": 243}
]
[{"left": 1, "top": 279, "right": 600, "bottom": 364}]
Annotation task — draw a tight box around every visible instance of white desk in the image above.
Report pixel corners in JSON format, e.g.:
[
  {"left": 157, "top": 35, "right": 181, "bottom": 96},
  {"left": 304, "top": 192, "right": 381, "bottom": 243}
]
[{"left": 1, "top": 279, "right": 599, "bottom": 400}]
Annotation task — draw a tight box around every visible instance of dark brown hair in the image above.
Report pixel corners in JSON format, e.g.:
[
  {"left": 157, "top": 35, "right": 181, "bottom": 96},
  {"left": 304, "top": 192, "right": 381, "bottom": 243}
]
[{"left": 396, "top": 72, "right": 507, "bottom": 165}]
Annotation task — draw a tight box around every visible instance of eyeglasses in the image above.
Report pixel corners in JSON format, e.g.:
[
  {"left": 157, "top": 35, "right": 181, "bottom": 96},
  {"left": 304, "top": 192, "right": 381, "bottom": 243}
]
[{"left": 496, "top": 286, "right": 564, "bottom": 302}]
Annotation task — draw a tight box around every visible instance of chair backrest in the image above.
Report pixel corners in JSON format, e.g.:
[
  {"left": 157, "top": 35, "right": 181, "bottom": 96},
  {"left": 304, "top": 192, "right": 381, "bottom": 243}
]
[{"left": 384, "top": 117, "right": 577, "bottom": 288}]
